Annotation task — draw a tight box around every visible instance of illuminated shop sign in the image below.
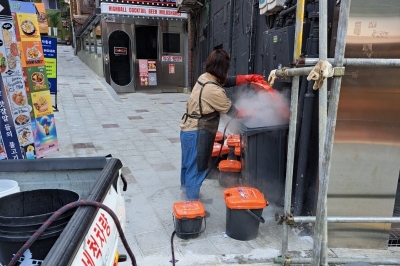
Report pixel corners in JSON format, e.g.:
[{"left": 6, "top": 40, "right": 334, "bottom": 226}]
[{"left": 101, "top": 3, "right": 187, "bottom": 19}]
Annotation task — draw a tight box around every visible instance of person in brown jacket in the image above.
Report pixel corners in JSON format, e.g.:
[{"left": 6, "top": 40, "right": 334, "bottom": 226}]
[{"left": 180, "top": 49, "right": 267, "bottom": 200}]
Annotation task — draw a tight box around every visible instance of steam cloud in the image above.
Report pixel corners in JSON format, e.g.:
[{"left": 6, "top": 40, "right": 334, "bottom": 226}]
[{"left": 220, "top": 86, "right": 290, "bottom": 134}]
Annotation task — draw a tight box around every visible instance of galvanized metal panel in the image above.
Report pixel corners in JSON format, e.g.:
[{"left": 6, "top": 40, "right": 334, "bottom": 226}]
[{"left": 328, "top": 0, "right": 400, "bottom": 249}]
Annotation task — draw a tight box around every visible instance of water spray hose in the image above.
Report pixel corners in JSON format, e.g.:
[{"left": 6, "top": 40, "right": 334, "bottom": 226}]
[{"left": 8, "top": 200, "right": 137, "bottom": 266}]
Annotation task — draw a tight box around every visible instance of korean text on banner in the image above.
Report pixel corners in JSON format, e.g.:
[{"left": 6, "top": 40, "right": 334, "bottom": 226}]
[{"left": 41, "top": 37, "right": 57, "bottom": 95}]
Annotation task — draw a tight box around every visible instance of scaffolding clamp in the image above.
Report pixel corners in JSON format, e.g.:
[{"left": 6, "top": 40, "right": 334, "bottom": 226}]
[{"left": 275, "top": 213, "right": 295, "bottom": 225}]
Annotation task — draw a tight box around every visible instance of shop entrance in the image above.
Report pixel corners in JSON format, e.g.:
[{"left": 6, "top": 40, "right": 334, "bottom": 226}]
[
  {"left": 103, "top": 23, "right": 134, "bottom": 93},
  {"left": 109, "top": 30, "right": 131, "bottom": 86}
]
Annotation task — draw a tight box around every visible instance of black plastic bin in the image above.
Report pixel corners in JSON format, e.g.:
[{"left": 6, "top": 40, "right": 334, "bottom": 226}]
[
  {"left": 236, "top": 121, "right": 288, "bottom": 205},
  {"left": 223, "top": 187, "right": 268, "bottom": 241},
  {"left": 173, "top": 201, "right": 206, "bottom": 239},
  {"left": 0, "top": 189, "right": 79, "bottom": 265}
]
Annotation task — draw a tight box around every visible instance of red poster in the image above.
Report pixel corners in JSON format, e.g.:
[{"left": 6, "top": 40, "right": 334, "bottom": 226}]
[{"left": 168, "top": 64, "right": 175, "bottom": 74}]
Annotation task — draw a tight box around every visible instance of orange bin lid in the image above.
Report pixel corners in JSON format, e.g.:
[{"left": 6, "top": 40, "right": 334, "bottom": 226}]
[
  {"left": 224, "top": 187, "right": 268, "bottom": 209},
  {"left": 218, "top": 159, "right": 241, "bottom": 172},
  {"left": 234, "top": 146, "right": 241, "bottom": 156},
  {"left": 226, "top": 134, "right": 241, "bottom": 147},
  {"left": 215, "top": 131, "right": 226, "bottom": 142},
  {"left": 173, "top": 201, "right": 205, "bottom": 219},
  {"left": 212, "top": 142, "right": 230, "bottom": 157}
]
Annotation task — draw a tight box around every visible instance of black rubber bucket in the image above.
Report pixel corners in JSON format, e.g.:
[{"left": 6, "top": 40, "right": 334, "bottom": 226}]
[
  {"left": 0, "top": 189, "right": 79, "bottom": 265},
  {"left": 225, "top": 208, "right": 265, "bottom": 241},
  {"left": 218, "top": 172, "right": 241, "bottom": 188},
  {"left": 174, "top": 217, "right": 204, "bottom": 240}
]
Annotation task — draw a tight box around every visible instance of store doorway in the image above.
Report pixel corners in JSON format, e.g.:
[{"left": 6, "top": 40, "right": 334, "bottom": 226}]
[{"left": 108, "top": 30, "right": 132, "bottom": 86}]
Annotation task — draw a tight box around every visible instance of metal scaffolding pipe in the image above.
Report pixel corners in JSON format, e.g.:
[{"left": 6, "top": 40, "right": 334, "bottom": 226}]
[
  {"left": 311, "top": 0, "right": 328, "bottom": 264},
  {"left": 282, "top": 0, "right": 305, "bottom": 257},
  {"left": 275, "top": 257, "right": 400, "bottom": 265},
  {"left": 313, "top": 1, "right": 352, "bottom": 265},
  {"left": 302, "top": 58, "right": 400, "bottom": 67},
  {"left": 294, "top": 216, "right": 400, "bottom": 223},
  {"left": 274, "top": 66, "right": 344, "bottom": 77}
]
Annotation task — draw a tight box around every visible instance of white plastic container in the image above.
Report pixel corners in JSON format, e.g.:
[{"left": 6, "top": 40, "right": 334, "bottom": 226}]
[{"left": 0, "top": 180, "right": 20, "bottom": 198}]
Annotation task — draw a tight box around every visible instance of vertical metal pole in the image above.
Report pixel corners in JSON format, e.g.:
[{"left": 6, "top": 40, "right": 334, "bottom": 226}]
[
  {"left": 311, "top": 0, "right": 328, "bottom": 265},
  {"left": 321, "top": 1, "right": 351, "bottom": 265},
  {"left": 281, "top": 0, "right": 305, "bottom": 257}
]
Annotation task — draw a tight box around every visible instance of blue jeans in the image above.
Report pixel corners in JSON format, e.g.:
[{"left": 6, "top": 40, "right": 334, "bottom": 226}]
[{"left": 180, "top": 130, "right": 207, "bottom": 200}]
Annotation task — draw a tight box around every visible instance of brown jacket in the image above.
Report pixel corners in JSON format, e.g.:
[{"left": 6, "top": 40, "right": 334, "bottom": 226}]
[{"left": 180, "top": 73, "right": 233, "bottom": 132}]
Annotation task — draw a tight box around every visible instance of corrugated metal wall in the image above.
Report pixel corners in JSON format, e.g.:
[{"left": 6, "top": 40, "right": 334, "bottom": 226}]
[{"left": 193, "top": 0, "right": 269, "bottom": 80}]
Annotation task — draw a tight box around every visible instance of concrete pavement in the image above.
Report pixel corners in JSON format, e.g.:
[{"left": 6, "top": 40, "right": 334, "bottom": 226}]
[{"left": 49, "top": 45, "right": 400, "bottom": 266}]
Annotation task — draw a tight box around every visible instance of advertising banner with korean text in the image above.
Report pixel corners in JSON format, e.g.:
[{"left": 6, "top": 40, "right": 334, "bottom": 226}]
[
  {"left": 0, "top": 1, "right": 59, "bottom": 159},
  {"left": 41, "top": 36, "right": 57, "bottom": 95}
]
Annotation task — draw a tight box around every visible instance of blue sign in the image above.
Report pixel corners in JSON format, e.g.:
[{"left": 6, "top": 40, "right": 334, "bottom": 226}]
[
  {"left": 9, "top": 1, "right": 37, "bottom": 14},
  {"left": 41, "top": 37, "right": 57, "bottom": 95},
  {"left": 0, "top": 75, "right": 23, "bottom": 159}
]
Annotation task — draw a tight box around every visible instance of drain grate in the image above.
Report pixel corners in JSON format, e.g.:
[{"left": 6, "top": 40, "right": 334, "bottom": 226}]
[
  {"left": 389, "top": 180, "right": 400, "bottom": 247},
  {"left": 389, "top": 228, "right": 400, "bottom": 247}
]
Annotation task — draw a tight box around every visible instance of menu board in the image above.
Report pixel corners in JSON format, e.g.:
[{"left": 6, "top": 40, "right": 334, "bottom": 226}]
[{"left": 0, "top": 1, "right": 58, "bottom": 160}]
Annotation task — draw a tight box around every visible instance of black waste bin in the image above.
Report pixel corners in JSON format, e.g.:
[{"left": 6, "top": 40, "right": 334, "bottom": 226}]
[
  {"left": 236, "top": 121, "right": 288, "bottom": 205},
  {"left": 0, "top": 189, "right": 79, "bottom": 265},
  {"left": 218, "top": 159, "right": 242, "bottom": 188},
  {"left": 173, "top": 201, "right": 206, "bottom": 239},
  {"left": 223, "top": 187, "right": 268, "bottom": 241}
]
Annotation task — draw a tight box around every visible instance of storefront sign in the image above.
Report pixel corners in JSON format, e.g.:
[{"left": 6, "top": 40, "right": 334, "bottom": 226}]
[
  {"left": 101, "top": 3, "right": 187, "bottom": 19},
  {"left": 162, "top": 55, "right": 182, "bottom": 62},
  {"left": 169, "top": 64, "right": 175, "bottom": 74},
  {"left": 114, "top": 47, "right": 127, "bottom": 55}
]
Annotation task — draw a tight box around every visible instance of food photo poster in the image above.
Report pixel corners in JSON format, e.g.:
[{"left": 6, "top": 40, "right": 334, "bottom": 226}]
[{"left": 0, "top": 1, "right": 58, "bottom": 160}]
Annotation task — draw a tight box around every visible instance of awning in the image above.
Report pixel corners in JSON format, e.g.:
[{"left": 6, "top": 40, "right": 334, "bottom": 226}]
[{"left": 100, "top": 3, "right": 188, "bottom": 20}]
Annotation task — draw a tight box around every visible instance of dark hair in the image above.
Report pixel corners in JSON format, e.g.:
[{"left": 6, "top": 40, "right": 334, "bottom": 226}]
[{"left": 205, "top": 49, "right": 230, "bottom": 85}]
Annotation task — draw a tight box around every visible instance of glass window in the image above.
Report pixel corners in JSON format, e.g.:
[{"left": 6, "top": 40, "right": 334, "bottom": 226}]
[
  {"left": 136, "top": 26, "right": 158, "bottom": 59},
  {"left": 95, "top": 24, "right": 102, "bottom": 56},
  {"left": 90, "top": 31, "right": 95, "bottom": 54},
  {"left": 163, "top": 33, "right": 180, "bottom": 53}
]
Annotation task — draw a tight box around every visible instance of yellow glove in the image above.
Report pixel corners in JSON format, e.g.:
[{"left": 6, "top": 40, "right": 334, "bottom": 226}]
[{"left": 306, "top": 60, "right": 334, "bottom": 90}]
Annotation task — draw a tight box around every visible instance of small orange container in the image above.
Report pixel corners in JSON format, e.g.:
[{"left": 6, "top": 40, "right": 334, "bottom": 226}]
[
  {"left": 234, "top": 145, "right": 241, "bottom": 156},
  {"left": 223, "top": 187, "right": 268, "bottom": 210},
  {"left": 215, "top": 131, "right": 226, "bottom": 142},
  {"left": 173, "top": 201, "right": 205, "bottom": 219},
  {"left": 226, "top": 134, "right": 241, "bottom": 147},
  {"left": 173, "top": 201, "right": 206, "bottom": 239},
  {"left": 218, "top": 160, "right": 241, "bottom": 173},
  {"left": 212, "top": 142, "right": 230, "bottom": 157}
]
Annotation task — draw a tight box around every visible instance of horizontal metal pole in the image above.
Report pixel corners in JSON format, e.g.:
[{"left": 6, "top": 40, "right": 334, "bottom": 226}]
[
  {"left": 275, "top": 67, "right": 344, "bottom": 78},
  {"left": 275, "top": 257, "right": 400, "bottom": 265},
  {"left": 303, "top": 58, "right": 400, "bottom": 67},
  {"left": 294, "top": 216, "right": 400, "bottom": 223}
]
